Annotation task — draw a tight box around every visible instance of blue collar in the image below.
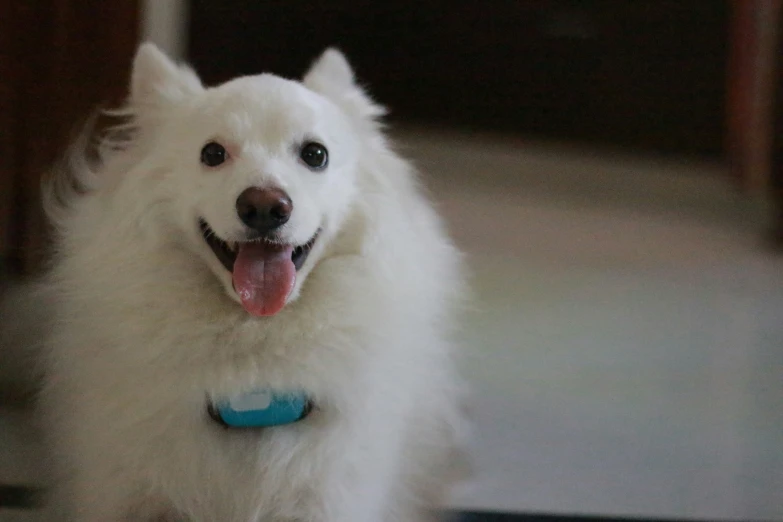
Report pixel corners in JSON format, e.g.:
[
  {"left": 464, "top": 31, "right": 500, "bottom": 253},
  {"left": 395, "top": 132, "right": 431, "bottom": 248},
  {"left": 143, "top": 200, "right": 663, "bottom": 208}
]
[{"left": 208, "top": 390, "right": 312, "bottom": 428}]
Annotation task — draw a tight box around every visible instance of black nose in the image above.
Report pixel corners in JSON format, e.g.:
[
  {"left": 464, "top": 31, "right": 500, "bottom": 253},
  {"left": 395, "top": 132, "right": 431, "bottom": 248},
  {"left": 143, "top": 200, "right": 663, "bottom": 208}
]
[{"left": 236, "top": 187, "right": 293, "bottom": 234}]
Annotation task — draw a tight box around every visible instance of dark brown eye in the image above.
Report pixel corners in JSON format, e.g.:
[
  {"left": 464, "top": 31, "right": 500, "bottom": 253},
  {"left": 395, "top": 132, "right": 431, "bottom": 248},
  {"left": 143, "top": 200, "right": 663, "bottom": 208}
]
[
  {"left": 201, "top": 142, "right": 227, "bottom": 167},
  {"left": 299, "top": 142, "right": 328, "bottom": 170}
]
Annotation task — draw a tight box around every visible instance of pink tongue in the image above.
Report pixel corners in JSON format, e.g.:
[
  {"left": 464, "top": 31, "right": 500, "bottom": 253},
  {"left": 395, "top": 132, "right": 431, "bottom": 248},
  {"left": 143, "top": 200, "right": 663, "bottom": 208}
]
[{"left": 232, "top": 243, "right": 296, "bottom": 317}]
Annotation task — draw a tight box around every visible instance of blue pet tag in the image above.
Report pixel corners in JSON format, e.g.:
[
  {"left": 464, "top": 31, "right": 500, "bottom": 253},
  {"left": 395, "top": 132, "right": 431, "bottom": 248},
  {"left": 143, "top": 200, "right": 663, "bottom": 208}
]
[{"left": 208, "top": 390, "right": 311, "bottom": 428}]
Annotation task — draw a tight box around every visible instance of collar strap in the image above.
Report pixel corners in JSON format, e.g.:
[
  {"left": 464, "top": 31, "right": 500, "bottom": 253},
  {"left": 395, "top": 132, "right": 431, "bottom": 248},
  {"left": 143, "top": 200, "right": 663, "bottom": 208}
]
[{"left": 207, "top": 390, "right": 312, "bottom": 428}]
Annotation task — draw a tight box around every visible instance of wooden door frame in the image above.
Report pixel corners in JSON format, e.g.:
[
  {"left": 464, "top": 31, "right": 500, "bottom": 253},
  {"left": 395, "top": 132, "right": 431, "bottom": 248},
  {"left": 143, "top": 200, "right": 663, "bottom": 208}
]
[{"left": 0, "top": 0, "right": 140, "bottom": 277}]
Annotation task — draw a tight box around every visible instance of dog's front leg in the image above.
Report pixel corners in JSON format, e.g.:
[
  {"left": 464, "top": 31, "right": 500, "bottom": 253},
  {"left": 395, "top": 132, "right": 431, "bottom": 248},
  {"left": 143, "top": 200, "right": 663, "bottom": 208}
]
[{"left": 315, "top": 420, "right": 407, "bottom": 522}]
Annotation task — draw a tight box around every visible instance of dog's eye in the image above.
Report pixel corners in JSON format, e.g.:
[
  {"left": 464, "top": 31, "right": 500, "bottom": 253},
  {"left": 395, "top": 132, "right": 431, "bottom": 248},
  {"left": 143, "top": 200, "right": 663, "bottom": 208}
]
[
  {"left": 201, "top": 142, "right": 227, "bottom": 167},
  {"left": 299, "top": 142, "right": 328, "bottom": 170}
]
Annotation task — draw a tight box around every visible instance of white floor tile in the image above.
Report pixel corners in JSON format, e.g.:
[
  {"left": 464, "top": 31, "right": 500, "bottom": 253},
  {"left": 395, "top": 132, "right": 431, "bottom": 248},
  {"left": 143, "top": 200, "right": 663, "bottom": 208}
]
[{"left": 398, "top": 130, "right": 783, "bottom": 520}]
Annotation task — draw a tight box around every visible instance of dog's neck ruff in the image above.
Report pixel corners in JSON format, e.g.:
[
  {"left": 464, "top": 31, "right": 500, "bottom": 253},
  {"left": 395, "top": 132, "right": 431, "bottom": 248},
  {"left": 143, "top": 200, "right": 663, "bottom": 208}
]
[{"left": 207, "top": 390, "right": 311, "bottom": 428}]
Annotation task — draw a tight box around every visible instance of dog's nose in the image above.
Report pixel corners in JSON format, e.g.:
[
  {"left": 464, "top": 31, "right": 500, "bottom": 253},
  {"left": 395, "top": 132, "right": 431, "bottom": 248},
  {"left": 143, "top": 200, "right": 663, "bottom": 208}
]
[{"left": 236, "top": 187, "right": 293, "bottom": 234}]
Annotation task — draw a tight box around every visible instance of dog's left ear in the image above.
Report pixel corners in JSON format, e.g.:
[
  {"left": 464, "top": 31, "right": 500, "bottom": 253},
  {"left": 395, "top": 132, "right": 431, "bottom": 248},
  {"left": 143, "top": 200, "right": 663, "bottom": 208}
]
[
  {"left": 130, "top": 43, "right": 203, "bottom": 115},
  {"left": 303, "top": 48, "right": 386, "bottom": 122}
]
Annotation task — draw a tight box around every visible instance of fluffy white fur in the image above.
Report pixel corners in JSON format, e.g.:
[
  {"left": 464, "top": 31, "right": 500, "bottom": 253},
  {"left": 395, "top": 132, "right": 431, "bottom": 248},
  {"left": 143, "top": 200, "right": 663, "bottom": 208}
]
[{"left": 17, "top": 43, "right": 468, "bottom": 521}]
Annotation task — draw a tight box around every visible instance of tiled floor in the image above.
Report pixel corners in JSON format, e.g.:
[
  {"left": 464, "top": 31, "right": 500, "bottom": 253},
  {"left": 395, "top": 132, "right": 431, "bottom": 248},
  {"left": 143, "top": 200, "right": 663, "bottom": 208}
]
[
  {"left": 2, "top": 129, "right": 782, "bottom": 521},
  {"left": 398, "top": 129, "right": 783, "bottom": 521}
]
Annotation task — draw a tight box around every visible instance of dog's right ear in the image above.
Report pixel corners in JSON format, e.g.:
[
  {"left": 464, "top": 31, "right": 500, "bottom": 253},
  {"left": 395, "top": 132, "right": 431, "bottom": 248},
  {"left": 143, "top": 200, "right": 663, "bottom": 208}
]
[{"left": 130, "top": 43, "right": 203, "bottom": 114}]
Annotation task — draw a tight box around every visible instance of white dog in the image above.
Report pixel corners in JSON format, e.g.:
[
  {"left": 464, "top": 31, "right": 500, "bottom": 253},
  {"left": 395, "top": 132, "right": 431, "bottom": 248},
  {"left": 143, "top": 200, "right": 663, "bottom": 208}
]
[{"left": 16, "top": 43, "right": 468, "bottom": 521}]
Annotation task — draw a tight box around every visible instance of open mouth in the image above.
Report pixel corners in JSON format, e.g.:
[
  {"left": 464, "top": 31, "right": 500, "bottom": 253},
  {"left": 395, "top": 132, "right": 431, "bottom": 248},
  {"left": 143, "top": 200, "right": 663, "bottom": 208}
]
[
  {"left": 198, "top": 219, "right": 319, "bottom": 273},
  {"left": 198, "top": 218, "right": 321, "bottom": 316}
]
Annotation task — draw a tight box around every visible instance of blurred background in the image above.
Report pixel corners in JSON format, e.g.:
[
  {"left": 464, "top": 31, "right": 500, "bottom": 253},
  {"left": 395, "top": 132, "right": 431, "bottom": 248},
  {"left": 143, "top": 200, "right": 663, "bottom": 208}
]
[{"left": 1, "top": 1, "right": 782, "bottom": 521}]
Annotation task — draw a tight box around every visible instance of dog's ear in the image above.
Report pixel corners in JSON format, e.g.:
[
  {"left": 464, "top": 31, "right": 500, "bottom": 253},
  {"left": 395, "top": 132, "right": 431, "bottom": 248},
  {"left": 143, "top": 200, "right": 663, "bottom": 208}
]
[
  {"left": 130, "top": 43, "right": 203, "bottom": 112},
  {"left": 303, "top": 48, "right": 386, "bottom": 122}
]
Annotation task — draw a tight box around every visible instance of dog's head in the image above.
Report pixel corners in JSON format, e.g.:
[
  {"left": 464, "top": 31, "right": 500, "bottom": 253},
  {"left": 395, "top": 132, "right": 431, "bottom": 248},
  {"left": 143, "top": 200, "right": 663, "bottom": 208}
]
[{"left": 127, "top": 44, "right": 383, "bottom": 316}]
